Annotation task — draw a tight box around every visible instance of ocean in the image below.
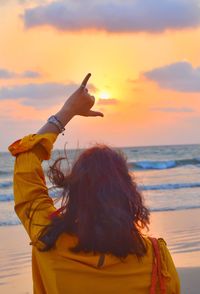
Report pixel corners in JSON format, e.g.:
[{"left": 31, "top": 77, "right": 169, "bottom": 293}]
[
  {"left": 1, "top": 142, "right": 200, "bottom": 291},
  {"left": 1, "top": 143, "right": 200, "bottom": 226}
]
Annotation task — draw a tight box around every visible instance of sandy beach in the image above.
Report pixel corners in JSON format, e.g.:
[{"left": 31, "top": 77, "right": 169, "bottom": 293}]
[
  {"left": 150, "top": 208, "right": 200, "bottom": 294},
  {"left": 0, "top": 208, "right": 200, "bottom": 293}
]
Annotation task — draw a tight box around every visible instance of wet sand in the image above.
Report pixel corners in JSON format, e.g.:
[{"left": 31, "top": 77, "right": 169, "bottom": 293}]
[{"left": 0, "top": 208, "right": 200, "bottom": 293}]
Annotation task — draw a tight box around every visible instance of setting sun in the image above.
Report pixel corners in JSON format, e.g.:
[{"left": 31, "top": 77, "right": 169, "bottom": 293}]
[{"left": 99, "top": 91, "right": 110, "bottom": 99}]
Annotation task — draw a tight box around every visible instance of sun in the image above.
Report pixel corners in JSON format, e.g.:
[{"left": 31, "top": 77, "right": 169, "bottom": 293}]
[{"left": 99, "top": 91, "right": 110, "bottom": 99}]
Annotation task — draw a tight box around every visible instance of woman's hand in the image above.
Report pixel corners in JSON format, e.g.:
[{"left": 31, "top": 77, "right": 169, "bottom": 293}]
[
  {"left": 37, "top": 73, "right": 103, "bottom": 135},
  {"left": 62, "top": 73, "right": 104, "bottom": 117}
]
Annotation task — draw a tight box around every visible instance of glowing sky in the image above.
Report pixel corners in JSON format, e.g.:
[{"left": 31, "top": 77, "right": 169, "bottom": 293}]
[{"left": 1, "top": 0, "right": 200, "bottom": 151}]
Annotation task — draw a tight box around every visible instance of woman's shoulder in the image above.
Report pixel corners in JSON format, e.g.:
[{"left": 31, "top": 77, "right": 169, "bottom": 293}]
[
  {"left": 144, "top": 236, "right": 178, "bottom": 277},
  {"left": 143, "top": 236, "right": 170, "bottom": 266},
  {"left": 143, "top": 236, "right": 167, "bottom": 248}
]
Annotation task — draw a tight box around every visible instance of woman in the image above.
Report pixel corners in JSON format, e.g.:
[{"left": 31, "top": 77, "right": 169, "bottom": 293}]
[{"left": 9, "top": 74, "right": 180, "bottom": 293}]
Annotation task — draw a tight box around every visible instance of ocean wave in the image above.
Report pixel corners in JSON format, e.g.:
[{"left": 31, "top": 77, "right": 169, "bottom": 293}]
[
  {"left": 0, "top": 170, "right": 13, "bottom": 176},
  {"left": 1, "top": 206, "right": 200, "bottom": 227},
  {"left": 0, "top": 194, "right": 14, "bottom": 202},
  {"left": 1, "top": 181, "right": 200, "bottom": 202},
  {"left": 0, "top": 181, "right": 12, "bottom": 188},
  {"left": 141, "top": 182, "right": 200, "bottom": 191},
  {"left": 0, "top": 190, "right": 60, "bottom": 202},
  {"left": 0, "top": 219, "right": 21, "bottom": 226},
  {"left": 129, "top": 158, "right": 200, "bottom": 170},
  {"left": 150, "top": 205, "right": 200, "bottom": 212}
]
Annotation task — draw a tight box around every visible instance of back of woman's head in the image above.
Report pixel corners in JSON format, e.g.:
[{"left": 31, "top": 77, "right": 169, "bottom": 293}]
[{"left": 40, "top": 144, "right": 150, "bottom": 258}]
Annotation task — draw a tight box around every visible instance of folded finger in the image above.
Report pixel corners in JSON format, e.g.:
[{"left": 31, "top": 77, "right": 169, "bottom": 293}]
[{"left": 89, "top": 95, "right": 95, "bottom": 102}]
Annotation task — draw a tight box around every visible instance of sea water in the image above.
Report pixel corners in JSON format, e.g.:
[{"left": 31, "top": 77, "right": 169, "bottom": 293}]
[{"left": 1, "top": 144, "right": 200, "bottom": 226}]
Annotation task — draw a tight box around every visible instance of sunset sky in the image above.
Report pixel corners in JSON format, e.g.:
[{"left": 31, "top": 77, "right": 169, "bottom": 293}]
[{"left": 1, "top": 0, "right": 200, "bottom": 151}]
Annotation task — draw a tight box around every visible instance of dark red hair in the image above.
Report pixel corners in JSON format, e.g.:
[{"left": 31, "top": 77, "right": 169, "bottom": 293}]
[{"left": 39, "top": 144, "right": 150, "bottom": 258}]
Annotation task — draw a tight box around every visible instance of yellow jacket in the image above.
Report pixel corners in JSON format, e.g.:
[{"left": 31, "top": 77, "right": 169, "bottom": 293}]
[{"left": 8, "top": 133, "right": 180, "bottom": 294}]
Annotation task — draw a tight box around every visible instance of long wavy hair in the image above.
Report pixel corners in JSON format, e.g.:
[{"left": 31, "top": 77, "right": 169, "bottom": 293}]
[{"left": 39, "top": 144, "right": 150, "bottom": 258}]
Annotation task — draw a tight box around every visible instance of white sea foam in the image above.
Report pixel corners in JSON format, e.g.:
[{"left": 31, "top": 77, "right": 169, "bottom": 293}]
[
  {"left": 134, "top": 160, "right": 176, "bottom": 170},
  {"left": 129, "top": 158, "right": 200, "bottom": 170}
]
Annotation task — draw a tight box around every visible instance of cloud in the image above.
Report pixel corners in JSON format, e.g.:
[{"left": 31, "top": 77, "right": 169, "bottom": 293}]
[
  {"left": 0, "top": 81, "right": 97, "bottom": 108},
  {"left": 0, "top": 82, "right": 77, "bottom": 108},
  {"left": 0, "top": 0, "right": 48, "bottom": 5},
  {"left": 22, "top": 0, "right": 200, "bottom": 33},
  {"left": 0, "top": 68, "right": 41, "bottom": 79},
  {"left": 144, "top": 61, "right": 200, "bottom": 92},
  {"left": 98, "top": 98, "right": 118, "bottom": 105},
  {"left": 0, "top": 69, "right": 16, "bottom": 79},
  {"left": 18, "top": 0, "right": 47, "bottom": 3},
  {"left": 150, "top": 107, "right": 194, "bottom": 113},
  {"left": 21, "top": 70, "right": 41, "bottom": 78}
]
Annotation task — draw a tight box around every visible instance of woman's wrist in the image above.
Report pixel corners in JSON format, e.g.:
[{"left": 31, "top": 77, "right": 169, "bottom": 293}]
[
  {"left": 55, "top": 105, "right": 75, "bottom": 127},
  {"left": 37, "top": 106, "right": 74, "bottom": 135}
]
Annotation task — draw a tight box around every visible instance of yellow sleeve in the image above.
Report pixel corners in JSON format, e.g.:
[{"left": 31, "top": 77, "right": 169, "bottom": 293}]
[
  {"left": 158, "top": 238, "right": 180, "bottom": 294},
  {"left": 8, "top": 133, "right": 58, "bottom": 248}
]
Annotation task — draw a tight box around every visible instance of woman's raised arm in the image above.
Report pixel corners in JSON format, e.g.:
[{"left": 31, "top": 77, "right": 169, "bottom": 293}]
[{"left": 8, "top": 73, "right": 103, "bottom": 248}]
